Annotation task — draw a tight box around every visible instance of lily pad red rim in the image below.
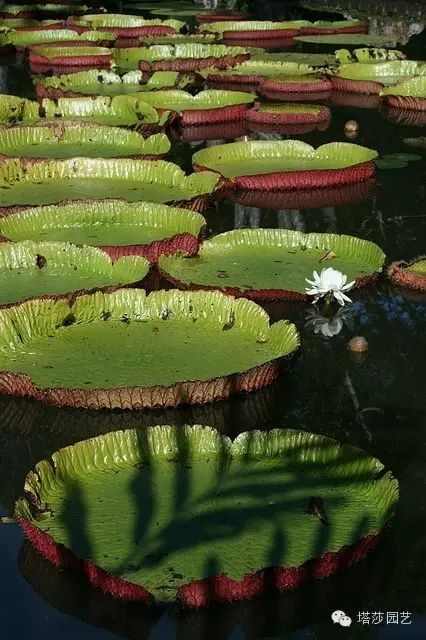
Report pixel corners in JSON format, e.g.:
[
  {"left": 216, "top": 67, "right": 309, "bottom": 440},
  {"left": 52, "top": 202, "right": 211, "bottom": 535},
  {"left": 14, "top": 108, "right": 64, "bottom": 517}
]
[
  {"left": 330, "top": 91, "right": 381, "bottom": 110},
  {"left": 29, "top": 49, "right": 113, "bottom": 69},
  {"left": 195, "top": 12, "right": 253, "bottom": 24},
  {"left": 384, "top": 107, "right": 426, "bottom": 127},
  {"left": 0, "top": 290, "right": 299, "bottom": 409},
  {"left": 388, "top": 257, "right": 426, "bottom": 291},
  {"left": 382, "top": 96, "right": 426, "bottom": 111},
  {"left": 227, "top": 178, "right": 376, "bottom": 210},
  {"left": 329, "top": 76, "right": 385, "bottom": 94},
  {"left": 18, "top": 514, "right": 384, "bottom": 607}
]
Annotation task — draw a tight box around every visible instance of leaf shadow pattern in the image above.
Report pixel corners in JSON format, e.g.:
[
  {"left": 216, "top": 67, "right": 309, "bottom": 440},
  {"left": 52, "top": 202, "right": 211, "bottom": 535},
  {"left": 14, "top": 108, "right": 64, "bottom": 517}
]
[{"left": 36, "top": 425, "right": 396, "bottom": 611}]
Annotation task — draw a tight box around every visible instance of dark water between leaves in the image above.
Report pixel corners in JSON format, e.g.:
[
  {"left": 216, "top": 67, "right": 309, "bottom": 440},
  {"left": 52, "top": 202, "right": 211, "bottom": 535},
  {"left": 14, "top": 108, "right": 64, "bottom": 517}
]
[{"left": 0, "top": 1, "right": 425, "bottom": 639}]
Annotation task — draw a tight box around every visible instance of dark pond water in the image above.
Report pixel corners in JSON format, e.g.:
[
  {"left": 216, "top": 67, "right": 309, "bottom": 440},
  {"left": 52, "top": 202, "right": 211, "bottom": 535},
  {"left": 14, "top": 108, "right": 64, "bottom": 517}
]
[{"left": 0, "top": 1, "right": 425, "bottom": 639}]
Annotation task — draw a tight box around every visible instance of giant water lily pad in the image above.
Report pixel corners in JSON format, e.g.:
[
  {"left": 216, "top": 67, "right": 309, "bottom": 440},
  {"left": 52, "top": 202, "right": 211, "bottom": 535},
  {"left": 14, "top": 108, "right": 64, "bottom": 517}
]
[
  {"left": 35, "top": 95, "right": 169, "bottom": 127},
  {"left": 192, "top": 141, "right": 377, "bottom": 189},
  {"left": 0, "top": 122, "right": 170, "bottom": 159},
  {"left": 335, "top": 48, "right": 405, "bottom": 64},
  {"left": 0, "top": 289, "right": 299, "bottom": 408},
  {"left": 35, "top": 69, "right": 191, "bottom": 98},
  {"left": 68, "top": 14, "right": 184, "bottom": 34},
  {"left": 308, "top": 19, "right": 367, "bottom": 32},
  {"left": 201, "top": 60, "right": 315, "bottom": 82},
  {"left": 0, "top": 94, "right": 39, "bottom": 125},
  {"left": 295, "top": 34, "right": 397, "bottom": 46},
  {"left": 114, "top": 43, "right": 248, "bottom": 71},
  {"left": 0, "top": 158, "right": 221, "bottom": 207},
  {"left": 388, "top": 257, "right": 426, "bottom": 291},
  {"left": 382, "top": 77, "right": 426, "bottom": 96},
  {"left": 15, "top": 425, "right": 398, "bottom": 605},
  {"left": 329, "top": 61, "right": 426, "bottom": 88},
  {"left": 29, "top": 44, "right": 113, "bottom": 59},
  {"left": 5, "top": 28, "right": 115, "bottom": 47},
  {"left": 0, "top": 241, "right": 149, "bottom": 307},
  {"left": 253, "top": 51, "right": 335, "bottom": 66},
  {"left": 138, "top": 34, "right": 218, "bottom": 45},
  {"left": 128, "top": 89, "right": 254, "bottom": 122},
  {"left": 159, "top": 229, "right": 384, "bottom": 300},
  {"left": 0, "top": 200, "right": 205, "bottom": 261},
  {"left": 198, "top": 20, "right": 309, "bottom": 35}
]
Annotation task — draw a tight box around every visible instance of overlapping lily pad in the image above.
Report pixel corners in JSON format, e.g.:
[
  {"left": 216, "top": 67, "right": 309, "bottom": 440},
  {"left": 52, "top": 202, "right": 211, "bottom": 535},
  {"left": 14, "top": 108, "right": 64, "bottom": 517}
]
[
  {"left": 388, "top": 256, "right": 426, "bottom": 291},
  {"left": 198, "top": 20, "right": 309, "bottom": 39},
  {"left": 130, "top": 89, "right": 254, "bottom": 124},
  {"left": 67, "top": 13, "right": 184, "bottom": 36},
  {"left": 136, "top": 33, "right": 218, "bottom": 46},
  {"left": 0, "top": 241, "right": 150, "bottom": 307},
  {"left": 0, "top": 4, "right": 35, "bottom": 17},
  {"left": 29, "top": 44, "right": 114, "bottom": 70},
  {"left": 201, "top": 60, "right": 316, "bottom": 86},
  {"left": 159, "top": 229, "right": 384, "bottom": 300},
  {"left": 0, "top": 123, "right": 170, "bottom": 159},
  {"left": 193, "top": 141, "right": 377, "bottom": 190},
  {"left": 35, "top": 69, "right": 191, "bottom": 98},
  {"left": 5, "top": 28, "right": 115, "bottom": 48},
  {"left": 259, "top": 74, "right": 332, "bottom": 101},
  {"left": 0, "top": 158, "right": 220, "bottom": 212},
  {"left": 16, "top": 425, "right": 397, "bottom": 604},
  {"left": 328, "top": 61, "right": 426, "bottom": 94},
  {"left": 381, "top": 77, "right": 426, "bottom": 110},
  {"left": 304, "top": 19, "right": 367, "bottom": 34},
  {"left": 0, "top": 94, "right": 39, "bottom": 125},
  {"left": 0, "top": 289, "right": 299, "bottom": 408},
  {"left": 114, "top": 43, "right": 249, "bottom": 72},
  {"left": 0, "top": 200, "right": 205, "bottom": 262},
  {"left": 253, "top": 51, "right": 335, "bottom": 66},
  {"left": 295, "top": 34, "right": 397, "bottom": 46},
  {"left": 335, "top": 48, "right": 405, "bottom": 64}
]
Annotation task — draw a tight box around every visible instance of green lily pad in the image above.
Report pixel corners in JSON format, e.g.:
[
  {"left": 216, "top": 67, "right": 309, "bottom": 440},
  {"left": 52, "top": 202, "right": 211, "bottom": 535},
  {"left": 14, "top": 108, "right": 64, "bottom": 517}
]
[
  {"left": 295, "top": 34, "right": 397, "bottom": 46},
  {"left": 0, "top": 241, "right": 149, "bottom": 307},
  {"left": 0, "top": 289, "right": 299, "bottom": 394},
  {"left": 0, "top": 4, "right": 35, "bottom": 15},
  {"left": 15, "top": 425, "right": 398, "bottom": 604},
  {"left": 159, "top": 229, "right": 384, "bottom": 297},
  {"left": 114, "top": 43, "right": 247, "bottom": 70},
  {"left": 70, "top": 14, "right": 184, "bottom": 32},
  {"left": 381, "top": 76, "right": 426, "bottom": 97},
  {"left": 0, "top": 158, "right": 220, "bottom": 206},
  {"left": 250, "top": 103, "right": 327, "bottom": 116},
  {"left": 6, "top": 28, "right": 115, "bottom": 47},
  {"left": 130, "top": 89, "right": 254, "bottom": 112},
  {"left": 0, "top": 123, "right": 170, "bottom": 159},
  {"left": 30, "top": 45, "right": 113, "bottom": 60},
  {"left": 198, "top": 20, "right": 310, "bottom": 33},
  {"left": 329, "top": 61, "right": 426, "bottom": 85},
  {"left": 0, "top": 94, "right": 39, "bottom": 125},
  {"left": 311, "top": 19, "right": 367, "bottom": 30},
  {"left": 138, "top": 34, "right": 218, "bottom": 45},
  {"left": 35, "top": 70, "right": 191, "bottom": 97},
  {"left": 192, "top": 141, "right": 378, "bottom": 179},
  {"left": 0, "top": 200, "right": 205, "bottom": 247},
  {"left": 253, "top": 51, "right": 335, "bottom": 66},
  {"left": 3, "top": 94, "right": 169, "bottom": 127},
  {"left": 0, "top": 19, "right": 40, "bottom": 27},
  {"left": 335, "top": 48, "right": 405, "bottom": 64},
  {"left": 200, "top": 60, "right": 315, "bottom": 78},
  {"left": 381, "top": 153, "right": 422, "bottom": 162},
  {"left": 375, "top": 157, "right": 408, "bottom": 169},
  {"left": 408, "top": 259, "right": 426, "bottom": 275}
]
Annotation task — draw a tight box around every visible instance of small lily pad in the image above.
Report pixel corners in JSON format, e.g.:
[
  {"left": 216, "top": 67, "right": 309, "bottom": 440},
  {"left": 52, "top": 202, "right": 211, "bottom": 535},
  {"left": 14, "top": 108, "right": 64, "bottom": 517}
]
[
  {"left": 375, "top": 157, "right": 408, "bottom": 169},
  {"left": 381, "top": 153, "right": 422, "bottom": 162}
]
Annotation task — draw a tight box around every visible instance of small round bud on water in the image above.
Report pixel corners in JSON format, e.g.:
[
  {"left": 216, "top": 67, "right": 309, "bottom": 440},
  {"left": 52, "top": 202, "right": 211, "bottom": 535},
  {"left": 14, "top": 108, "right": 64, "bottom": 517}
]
[
  {"left": 344, "top": 120, "right": 359, "bottom": 138},
  {"left": 347, "top": 336, "right": 368, "bottom": 352}
]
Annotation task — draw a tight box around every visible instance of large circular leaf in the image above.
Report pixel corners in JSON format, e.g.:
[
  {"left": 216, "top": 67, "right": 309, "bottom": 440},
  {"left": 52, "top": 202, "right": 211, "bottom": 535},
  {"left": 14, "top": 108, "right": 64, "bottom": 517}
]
[
  {"left": 0, "top": 241, "right": 149, "bottom": 307},
  {"left": 0, "top": 200, "right": 205, "bottom": 261},
  {"left": 35, "top": 69, "right": 191, "bottom": 98},
  {"left": 16, "top": 425, "right": 398, "bottom": 605},
  {"left": 159, "top": 229, "right": 385, "bottom": 300},
  {"left": 0, "top": 158, "right": 221, "bottom": 207},
  {"left": 0, "top": 123, "right": 170, "bottom": 159},
  {"left": 0, "top": 289, "right": 299, "bottom": 408},
  {"left": 5, "top": 28, "right": 115, "bottom": 47},
  {"left": 192, "top": 140, "right": 378, "bottom": 178}
]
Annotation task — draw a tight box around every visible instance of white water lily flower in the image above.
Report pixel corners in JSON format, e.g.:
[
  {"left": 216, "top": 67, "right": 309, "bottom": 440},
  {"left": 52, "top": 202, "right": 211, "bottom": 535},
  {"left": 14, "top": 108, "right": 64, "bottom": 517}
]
[{"left": 305, "top": 267, "right": 355, "bottom": 306}]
